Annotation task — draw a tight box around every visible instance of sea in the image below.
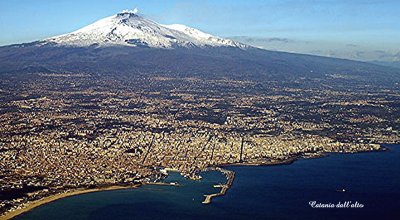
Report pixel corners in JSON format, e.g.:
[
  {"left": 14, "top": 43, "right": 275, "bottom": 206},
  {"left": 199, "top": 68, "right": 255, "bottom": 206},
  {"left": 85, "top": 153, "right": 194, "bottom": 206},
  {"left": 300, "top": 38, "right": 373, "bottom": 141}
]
[{"left": 15, "top": 144, "right": 400, "bottom": 220}]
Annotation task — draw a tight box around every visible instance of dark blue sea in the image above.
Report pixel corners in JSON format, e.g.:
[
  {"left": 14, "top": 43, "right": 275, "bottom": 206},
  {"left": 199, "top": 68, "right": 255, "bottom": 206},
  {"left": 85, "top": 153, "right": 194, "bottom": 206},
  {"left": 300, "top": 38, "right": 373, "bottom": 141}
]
[{"left": 15, "top": 144, "right": 400, "bottom": 220}]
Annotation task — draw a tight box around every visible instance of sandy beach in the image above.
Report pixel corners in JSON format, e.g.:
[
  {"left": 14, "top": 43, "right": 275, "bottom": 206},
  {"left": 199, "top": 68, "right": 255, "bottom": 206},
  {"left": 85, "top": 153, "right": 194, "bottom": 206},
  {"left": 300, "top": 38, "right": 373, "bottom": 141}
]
[{"left": 0, "top": 184, "right": 140, "bottom": 220}]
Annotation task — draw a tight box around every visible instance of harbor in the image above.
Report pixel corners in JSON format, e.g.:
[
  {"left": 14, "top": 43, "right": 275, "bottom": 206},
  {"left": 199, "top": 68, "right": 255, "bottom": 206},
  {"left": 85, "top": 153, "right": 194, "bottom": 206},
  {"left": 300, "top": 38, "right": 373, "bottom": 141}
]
[{"left": 202, "top": 167, "right": 235, "bottom": 204}]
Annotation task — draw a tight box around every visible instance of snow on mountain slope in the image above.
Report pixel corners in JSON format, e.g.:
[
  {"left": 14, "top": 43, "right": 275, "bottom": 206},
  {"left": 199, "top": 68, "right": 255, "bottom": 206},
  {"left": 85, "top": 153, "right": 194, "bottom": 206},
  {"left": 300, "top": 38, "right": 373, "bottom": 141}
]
[
  {"left": 45, "top": 9, "right": 247, "bottom": 49},
  {"left": 161, "top": 24, "right": 244, "bottom": 48}
]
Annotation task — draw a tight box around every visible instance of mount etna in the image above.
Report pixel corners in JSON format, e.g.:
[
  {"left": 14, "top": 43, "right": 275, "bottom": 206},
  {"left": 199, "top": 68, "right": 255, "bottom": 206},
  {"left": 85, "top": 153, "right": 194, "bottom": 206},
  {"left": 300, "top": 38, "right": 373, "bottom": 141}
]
[{"left": 0, "top": 10, "right": 398, "bottom": 85}]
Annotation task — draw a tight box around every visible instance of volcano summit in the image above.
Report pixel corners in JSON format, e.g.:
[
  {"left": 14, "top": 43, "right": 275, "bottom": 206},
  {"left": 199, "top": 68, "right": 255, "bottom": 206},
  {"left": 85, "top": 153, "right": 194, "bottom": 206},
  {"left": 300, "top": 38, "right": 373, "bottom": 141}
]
[{"left": 44, "top": 9, "right": 246, "bottom": 49}]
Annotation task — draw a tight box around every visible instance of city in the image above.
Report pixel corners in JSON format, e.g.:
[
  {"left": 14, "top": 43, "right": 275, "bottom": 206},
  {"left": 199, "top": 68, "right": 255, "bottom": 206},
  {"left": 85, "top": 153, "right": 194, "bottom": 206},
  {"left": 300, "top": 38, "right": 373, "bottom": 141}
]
[{"left": 1, "top": 71, "right": 398, "bottom": 216}]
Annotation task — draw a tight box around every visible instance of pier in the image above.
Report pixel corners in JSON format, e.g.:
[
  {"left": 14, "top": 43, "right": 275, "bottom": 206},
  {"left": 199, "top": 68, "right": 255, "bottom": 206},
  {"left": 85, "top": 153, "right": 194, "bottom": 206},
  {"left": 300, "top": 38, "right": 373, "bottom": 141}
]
[
  {"left": 144, "top": 182, "right": 180, "bottom": 187},
  {"left": 202, "top": 167, "right": 235, "bottom": 204}
]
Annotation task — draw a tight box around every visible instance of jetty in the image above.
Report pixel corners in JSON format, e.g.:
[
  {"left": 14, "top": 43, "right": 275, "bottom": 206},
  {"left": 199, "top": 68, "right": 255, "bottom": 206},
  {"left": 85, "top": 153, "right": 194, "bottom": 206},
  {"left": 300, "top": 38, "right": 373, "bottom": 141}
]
[
  {"left": 145, "top": 182, "right": 180, "bottom": 187},
  {"left": 202, "top": 167, "right": 235, "bottom": 204}
]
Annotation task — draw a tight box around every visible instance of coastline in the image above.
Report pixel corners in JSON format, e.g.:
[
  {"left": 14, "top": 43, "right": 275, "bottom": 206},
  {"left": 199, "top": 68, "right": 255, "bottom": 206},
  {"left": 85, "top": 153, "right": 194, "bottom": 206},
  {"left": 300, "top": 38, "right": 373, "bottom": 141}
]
[
  {"left": 1, "top": 180, "right": 182, "bottom": 219},
  {"left": 0, "top": 184, "right": 140, "bottom": 220},
  {"left": 222, "top": 146, "right": 389, "bottom": 168},
  {"left": 221, "top": 155, "right": 302, "bottom": 167},
  {"left": 1, "top": 147, "right": 388, "bottom": 219}
]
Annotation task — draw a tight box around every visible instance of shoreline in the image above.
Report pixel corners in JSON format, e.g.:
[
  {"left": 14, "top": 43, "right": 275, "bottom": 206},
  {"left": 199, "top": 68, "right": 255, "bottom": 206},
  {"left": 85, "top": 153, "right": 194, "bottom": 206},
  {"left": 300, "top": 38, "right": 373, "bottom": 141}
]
[
  {"left": 221, "top": 146, "right": 389, "bottom": 168},
  {"left": 1, "top": 147, "right": 387, "bottom": 219},
  {"left": 0, "top": 184, "right": 140, "bottom": 220},
  {"left": 221, "top": 155, "right": 301, "bottom": 168},
  {"left": 1, "top": 181, "right": 181, "bottom": 220}
]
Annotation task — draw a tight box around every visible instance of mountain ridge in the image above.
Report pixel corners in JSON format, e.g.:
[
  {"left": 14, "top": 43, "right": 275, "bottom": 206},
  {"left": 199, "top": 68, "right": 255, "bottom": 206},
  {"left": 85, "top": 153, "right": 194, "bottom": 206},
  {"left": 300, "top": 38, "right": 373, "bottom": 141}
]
[
  {"left": 41, "top": 10, "right": 247, "bottom": 49},
  {"left": 0, "top": 10, "right": 399, "bottom": 86}
]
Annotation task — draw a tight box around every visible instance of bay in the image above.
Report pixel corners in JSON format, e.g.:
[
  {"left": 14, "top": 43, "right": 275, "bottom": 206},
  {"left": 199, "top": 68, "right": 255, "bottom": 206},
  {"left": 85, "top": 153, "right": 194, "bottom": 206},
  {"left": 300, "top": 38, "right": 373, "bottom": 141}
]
[{"left": 16, "top": 144, "right": 400, "bottom": 220}]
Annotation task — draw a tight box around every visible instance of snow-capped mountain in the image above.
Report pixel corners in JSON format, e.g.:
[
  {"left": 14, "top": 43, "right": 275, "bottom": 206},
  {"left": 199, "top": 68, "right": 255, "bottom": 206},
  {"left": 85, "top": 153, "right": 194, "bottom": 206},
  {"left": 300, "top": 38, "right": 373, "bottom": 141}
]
[
  {"left": 45, "top": 9, "right": 246, "bottom": 49},
  {"left": 1, "top": 9, "right": 398, "bottom": 86}
]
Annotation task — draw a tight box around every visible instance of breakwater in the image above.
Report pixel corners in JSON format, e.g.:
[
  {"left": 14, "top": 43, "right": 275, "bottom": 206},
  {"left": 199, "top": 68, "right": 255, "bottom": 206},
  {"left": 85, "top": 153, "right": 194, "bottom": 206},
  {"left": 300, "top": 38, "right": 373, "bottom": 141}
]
[{"left": 202, "top": 167, "right": 235, "bottom": 204}]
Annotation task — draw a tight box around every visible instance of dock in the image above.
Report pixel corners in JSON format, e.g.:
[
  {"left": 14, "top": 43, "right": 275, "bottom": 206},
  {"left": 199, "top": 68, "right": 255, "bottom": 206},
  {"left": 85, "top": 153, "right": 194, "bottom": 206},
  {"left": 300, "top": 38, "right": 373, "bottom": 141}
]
[
  {"left": 145, "top": 182, "right": 180, "bottom": 187},
  {"left": 202, "top": 167, "right": 235, "bottom": 204}
]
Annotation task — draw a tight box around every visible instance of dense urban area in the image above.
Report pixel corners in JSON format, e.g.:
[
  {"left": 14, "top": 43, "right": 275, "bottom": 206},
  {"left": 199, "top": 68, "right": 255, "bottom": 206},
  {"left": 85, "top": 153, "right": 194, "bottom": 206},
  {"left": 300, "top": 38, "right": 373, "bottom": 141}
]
[{"left": 0, "top": 71, "right": 399, "bottom": 216}]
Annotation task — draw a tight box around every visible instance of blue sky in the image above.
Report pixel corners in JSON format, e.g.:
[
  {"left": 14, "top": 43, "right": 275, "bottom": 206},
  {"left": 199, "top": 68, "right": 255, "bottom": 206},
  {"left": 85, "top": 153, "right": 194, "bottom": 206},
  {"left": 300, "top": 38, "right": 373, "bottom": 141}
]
[{"left": 0, "top": 0, "right": 399, "bottom": 61}]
